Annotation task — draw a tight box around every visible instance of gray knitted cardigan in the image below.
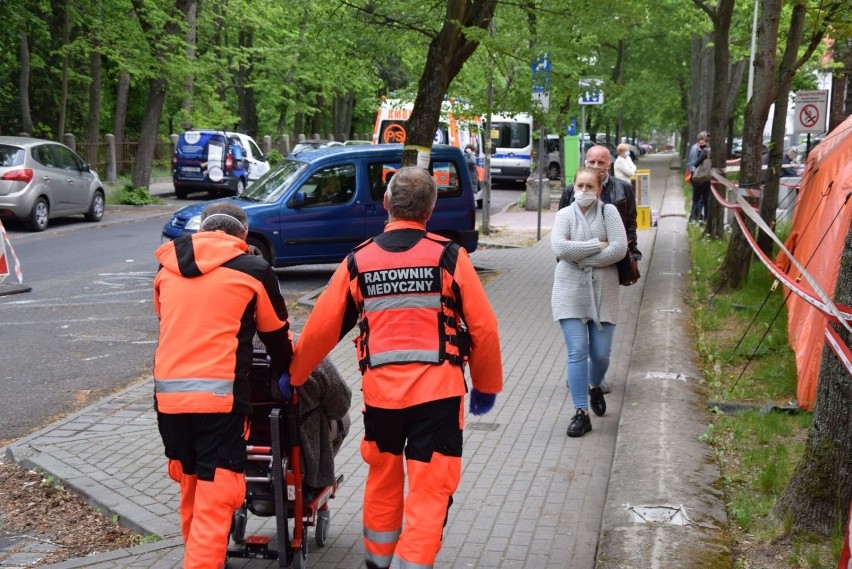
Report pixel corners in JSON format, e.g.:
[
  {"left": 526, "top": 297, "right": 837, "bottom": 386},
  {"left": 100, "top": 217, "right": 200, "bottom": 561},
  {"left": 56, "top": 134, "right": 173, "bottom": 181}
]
[
  {"left": 550, "top": 201, "right": 628, "bottom": 327},
  {"left": 298, "top": 358, "right": 352, "bottom": 488}
]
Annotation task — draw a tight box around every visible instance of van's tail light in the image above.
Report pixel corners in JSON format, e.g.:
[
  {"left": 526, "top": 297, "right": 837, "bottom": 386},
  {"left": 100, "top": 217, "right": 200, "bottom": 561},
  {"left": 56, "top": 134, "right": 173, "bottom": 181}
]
[
  {"left": 171, "top": 155, "right": 177, "bottom": 166},
  {"left": 2, "top": 169, "right": 33, "bottom": 183},
  {"left": 225, "top": 155, "right": 234, "bottom": 170}
]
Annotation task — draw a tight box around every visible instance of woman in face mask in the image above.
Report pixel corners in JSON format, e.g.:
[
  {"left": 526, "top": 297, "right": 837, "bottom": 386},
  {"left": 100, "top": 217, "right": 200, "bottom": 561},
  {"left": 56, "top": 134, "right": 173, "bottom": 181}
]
[
  {"left": 550, "top": 168, "right": 629, "bottom": 437},
  {"left": 613, "top": 143, "right": 636, "bottom": 185}
]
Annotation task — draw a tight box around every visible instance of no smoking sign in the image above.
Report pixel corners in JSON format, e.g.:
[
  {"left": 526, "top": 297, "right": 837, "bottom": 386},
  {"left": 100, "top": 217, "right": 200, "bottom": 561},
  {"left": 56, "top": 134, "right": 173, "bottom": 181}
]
[{"left": 794, "top": 90, "right": 828, "bottom": 134}]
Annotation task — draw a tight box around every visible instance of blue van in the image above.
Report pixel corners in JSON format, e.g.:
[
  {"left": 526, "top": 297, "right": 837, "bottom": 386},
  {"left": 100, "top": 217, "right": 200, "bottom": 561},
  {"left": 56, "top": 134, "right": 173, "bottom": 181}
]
[
  {"left": 162, "top": 144, "right": 479, "bottom": 267},
  {"left": 172, "top": 130, "right": 260, "bottom": 198}
]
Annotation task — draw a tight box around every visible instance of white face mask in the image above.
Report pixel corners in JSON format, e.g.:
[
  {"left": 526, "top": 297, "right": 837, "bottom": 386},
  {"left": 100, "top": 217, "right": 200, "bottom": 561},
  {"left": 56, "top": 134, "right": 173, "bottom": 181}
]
[
  {"left": 621, "top": 151, "right": 630, "bottom": 158},
  {"left": 575, "top": 191, "right": 597, "bottom": 207}
]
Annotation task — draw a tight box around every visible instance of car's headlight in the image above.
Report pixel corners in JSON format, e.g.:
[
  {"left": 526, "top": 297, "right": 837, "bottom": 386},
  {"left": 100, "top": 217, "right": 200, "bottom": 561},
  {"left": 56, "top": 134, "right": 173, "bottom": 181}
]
[{"left": 185, "top": 215, "right": 201, "bottom": 231}]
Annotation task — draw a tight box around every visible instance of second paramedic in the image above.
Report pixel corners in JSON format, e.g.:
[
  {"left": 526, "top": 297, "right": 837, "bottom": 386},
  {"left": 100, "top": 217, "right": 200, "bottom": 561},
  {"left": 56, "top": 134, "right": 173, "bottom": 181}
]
[
  {"left": 286, "top": 166, "right": 503, "bottom": 569},
  {"left": 153, "top": 202, "right": 293, "bottom": 569}
]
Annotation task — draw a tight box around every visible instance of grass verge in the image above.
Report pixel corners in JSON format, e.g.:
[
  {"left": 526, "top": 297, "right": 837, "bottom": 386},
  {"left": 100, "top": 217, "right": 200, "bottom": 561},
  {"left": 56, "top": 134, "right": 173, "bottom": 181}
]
[{"left": 685, "top": 201, "right": 842, "bottom": 567}]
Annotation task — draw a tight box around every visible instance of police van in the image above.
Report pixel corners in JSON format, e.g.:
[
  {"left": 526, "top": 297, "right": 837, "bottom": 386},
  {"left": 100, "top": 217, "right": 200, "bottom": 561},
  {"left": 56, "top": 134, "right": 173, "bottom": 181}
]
[
  {"left": 487, "top": 113, "right": 534, "bottom": 186},
  {"left": 162, "top": 144, "right": 478, "bottom": 268},
  {"left": 172, "top": 130, "right": 269, "bottom": 199}
]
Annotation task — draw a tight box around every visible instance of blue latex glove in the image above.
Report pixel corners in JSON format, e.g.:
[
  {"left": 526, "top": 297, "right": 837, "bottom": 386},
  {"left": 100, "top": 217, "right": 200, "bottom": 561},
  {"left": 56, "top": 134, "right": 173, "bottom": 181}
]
[
  {"left": 278, "top": 372, "right": 292, "bottom": 399},
  {"left": 469, "top": 388, "right": 496, "bottom": 416}
]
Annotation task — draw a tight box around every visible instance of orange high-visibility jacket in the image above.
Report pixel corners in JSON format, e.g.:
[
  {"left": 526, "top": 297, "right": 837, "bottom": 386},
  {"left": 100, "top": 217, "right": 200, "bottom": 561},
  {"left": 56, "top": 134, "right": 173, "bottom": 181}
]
[
  {"left": 291, "top": 220, "right": 502, "bottom": 409},
  {"left": 153, "top": 231, "right": 293, "bottom": 415}
]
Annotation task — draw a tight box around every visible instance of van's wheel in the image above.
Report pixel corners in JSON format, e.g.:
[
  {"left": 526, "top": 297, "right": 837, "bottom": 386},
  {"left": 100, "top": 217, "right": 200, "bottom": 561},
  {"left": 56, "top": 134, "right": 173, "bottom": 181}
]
[
  {"left": 247, "top": 236, "right": 272, "bottom": 265},
  {"left": 175, "top": 186, "right": 188, "bottom": 199},
  {"left": 27, "top": 197, "right": 49, "bottom": 232},
  {"left": 85, "top": 190, "right": 105, "bottom": 222},
  {"left": 315, "top": 509, "right": 330, "bottom": 547}
]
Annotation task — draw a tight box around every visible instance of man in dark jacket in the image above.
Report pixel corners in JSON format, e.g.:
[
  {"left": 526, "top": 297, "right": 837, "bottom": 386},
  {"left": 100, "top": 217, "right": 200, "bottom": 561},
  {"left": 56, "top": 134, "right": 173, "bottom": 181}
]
[{"left": 558, "top": 144, "right": 640, "bottom": 394}]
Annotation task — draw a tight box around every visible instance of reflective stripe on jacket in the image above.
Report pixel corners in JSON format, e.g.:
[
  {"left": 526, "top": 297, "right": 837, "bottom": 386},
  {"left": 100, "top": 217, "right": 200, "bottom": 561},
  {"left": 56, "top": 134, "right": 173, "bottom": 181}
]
[
  {"left": 153, "top": 231, "right": 293, "bottom": 415},
  {"left": 353, "top": 233, "right": 468, "bottom": 371},
  {"left": 289, "top": 220, "right": 503, "bottom": 410}
]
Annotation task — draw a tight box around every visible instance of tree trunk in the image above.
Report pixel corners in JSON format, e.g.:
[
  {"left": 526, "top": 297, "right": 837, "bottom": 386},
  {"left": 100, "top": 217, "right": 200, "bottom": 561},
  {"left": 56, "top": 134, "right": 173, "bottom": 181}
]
[
  {"left": 18, "top": 30, "right": 34, "bottom": 135},
  {"left": 773, "top": 221, "right": 852, "bottom": 535},
  {"left": 716, "top": 0, "right": 780, "bottom": 286},
  {"left": 758, "top": 2, "right": 808, "bottom": 255},
  {"left": 58, "top": 4, "right": 71, "bottom": 139},
  {"left": 829, "top": 39, "right": 851, "bottom": 132},
  {"left": 402, "top": 0, "right": 498, "bottom": 166},
  {"left": 131, "top": 77, "right": 167, "bottom": 188},
  {"left": 703, "top": 0, "right": 735, "bottom": 240},
  {"left": 87, "top": 41, "right": 102, "bottom": 165},
  {"left": 129, "top": 0, "right": 196, "bottom": 188},
  {"left": 113, "top": 69, "right": 130, "bottom": 175},
  {"left": 182, "top": 0, "right": 196, "bottom": 116},
  {"left": 236, "top": 29, "right": 257, "bottom": 137}
]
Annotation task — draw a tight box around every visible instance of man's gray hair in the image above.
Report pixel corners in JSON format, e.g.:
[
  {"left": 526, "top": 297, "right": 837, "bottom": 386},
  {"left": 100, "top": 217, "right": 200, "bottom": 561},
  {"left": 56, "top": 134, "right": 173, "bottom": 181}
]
[
  {"left": 385, "top": 167, "right": 437, "bottom": 222},
  {"left": 199, "top": 202, "right": 248, "bottom": 236}
]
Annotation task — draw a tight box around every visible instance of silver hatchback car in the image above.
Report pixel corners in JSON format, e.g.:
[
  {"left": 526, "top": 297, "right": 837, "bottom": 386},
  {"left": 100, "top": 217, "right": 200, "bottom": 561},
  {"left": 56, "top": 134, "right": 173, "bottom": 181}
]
[{"left": 0, "top": 136, "right": 105, "bottom": 231}]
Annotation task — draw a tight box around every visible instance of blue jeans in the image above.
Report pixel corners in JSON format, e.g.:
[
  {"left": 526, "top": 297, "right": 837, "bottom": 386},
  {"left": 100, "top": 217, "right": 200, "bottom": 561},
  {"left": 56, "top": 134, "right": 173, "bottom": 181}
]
[{"left": 559, "top": 319, "right": 616, "bottom": 410}]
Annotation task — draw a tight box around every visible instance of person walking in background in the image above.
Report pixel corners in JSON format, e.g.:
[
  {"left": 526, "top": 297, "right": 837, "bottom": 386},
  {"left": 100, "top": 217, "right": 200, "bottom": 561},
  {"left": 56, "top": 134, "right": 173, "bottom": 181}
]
[
  {"left": 552, "top": 168, "right": 628, "bottom": 437},
  {"left": 558, "top": 145, "right": 639, "bottom": 394},
  {"left": 614, "top": 143, "right": 636, "bottom": 186},
  {"left": 153, "top": 202, "right": 293, "bottom": 569},
  {"left": 464, "top": 143, "right": 480, "bottom": 192},
  {"left": 285, "top": 166, "right": 503, "bottom": 569},
  {"left": 688, "top": 131, "right": 710, "bottom": 222}
]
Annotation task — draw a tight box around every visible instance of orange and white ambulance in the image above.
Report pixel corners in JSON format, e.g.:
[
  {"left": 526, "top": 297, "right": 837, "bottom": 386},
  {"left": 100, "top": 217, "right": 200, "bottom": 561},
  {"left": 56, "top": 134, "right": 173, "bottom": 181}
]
[{"left": 372, "top": 98, "right": 485, "bottom": 189}]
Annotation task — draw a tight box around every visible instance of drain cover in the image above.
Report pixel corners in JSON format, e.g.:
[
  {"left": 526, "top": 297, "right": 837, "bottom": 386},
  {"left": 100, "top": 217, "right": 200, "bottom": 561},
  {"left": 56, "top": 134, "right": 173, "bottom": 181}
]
[
  {"left": 467, "top": 422, "right": 500, "bottom": 431},
  {"left": 626, "top": 504, "right": 691, "bottom": 525}
]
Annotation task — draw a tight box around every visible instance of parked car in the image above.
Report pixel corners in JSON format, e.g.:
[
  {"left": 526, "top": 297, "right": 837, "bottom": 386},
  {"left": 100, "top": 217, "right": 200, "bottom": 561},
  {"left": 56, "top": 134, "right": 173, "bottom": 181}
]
[
  {"left": 162, "top": 144, "right": 479, "bottom": 267},
  {"left": 289, "top": 140, "right": 344, "bottom": 156},
  {"left": 0, "top": 136, "right": 105, "bottom": 231},
  {"left": 172, "top": 130, "right": 269, "bottom": 199}
]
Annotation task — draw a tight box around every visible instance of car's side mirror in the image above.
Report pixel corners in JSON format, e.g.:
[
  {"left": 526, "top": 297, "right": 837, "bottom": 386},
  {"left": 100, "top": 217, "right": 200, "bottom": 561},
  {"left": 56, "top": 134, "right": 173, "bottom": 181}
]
[
  {"left": 490, "top": 146, "right": 497, "bottom": 155},
  {"left": 287, "top": 191, "right": 306, "bottom": 208}
]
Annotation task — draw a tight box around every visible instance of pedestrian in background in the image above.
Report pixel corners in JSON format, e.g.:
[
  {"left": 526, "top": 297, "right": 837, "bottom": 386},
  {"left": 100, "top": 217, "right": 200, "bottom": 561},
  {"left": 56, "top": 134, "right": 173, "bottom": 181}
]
[
  {"left": 687, "top": 131, "right": 710, "bottom": 222},
  {"left": 614, "top": 143, "right": 636, "bottom": 185},
  {"left": 558, "top": 145, "right": 639, "bottom": 393},
  {"left": 153, "top": 202, "right": 293, "bottom": 568},
  {"left": 464, "top": 143, "right": 480, "bottom": 192},
  {"left": 285, "top": 166, "right": 503, "bottom": 569},
  {"left": 552, "top": 167, "right": 628, "bottom": 437}
]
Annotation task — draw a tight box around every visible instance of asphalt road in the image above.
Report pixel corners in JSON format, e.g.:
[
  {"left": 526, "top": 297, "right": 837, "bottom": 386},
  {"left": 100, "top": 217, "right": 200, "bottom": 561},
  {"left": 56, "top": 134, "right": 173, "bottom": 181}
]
[{"left": 0, "top": 211, "right": 335, "bottom": 446}]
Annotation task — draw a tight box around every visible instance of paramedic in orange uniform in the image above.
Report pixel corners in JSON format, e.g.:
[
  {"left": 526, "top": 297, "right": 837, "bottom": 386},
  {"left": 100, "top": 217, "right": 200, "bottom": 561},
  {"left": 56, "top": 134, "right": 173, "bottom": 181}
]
[
  {"left": 287, "top": 166, "right": 503, "bottom": 569},
  {"left": 153, "top": 202, "right": 293, "bottom": 569}
]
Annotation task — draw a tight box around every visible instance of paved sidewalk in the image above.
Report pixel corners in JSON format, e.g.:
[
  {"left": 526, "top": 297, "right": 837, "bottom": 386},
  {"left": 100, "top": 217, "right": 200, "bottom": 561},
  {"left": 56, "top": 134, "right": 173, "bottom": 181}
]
[{"left": 3, "top": 154, "right": 730, "bottom": 568}]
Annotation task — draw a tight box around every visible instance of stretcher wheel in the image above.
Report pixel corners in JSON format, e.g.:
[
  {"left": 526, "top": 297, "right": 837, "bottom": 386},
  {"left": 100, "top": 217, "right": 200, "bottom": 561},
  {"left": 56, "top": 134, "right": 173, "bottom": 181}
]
[
  {"left": 292, "top": 545, "right": 306, "bottom": 569},
  {"left": 230, "top": 506, "right": 247, "bottom": 545},
  {"left": 315, "top": 509, "right": 330, "bottom": 547}
]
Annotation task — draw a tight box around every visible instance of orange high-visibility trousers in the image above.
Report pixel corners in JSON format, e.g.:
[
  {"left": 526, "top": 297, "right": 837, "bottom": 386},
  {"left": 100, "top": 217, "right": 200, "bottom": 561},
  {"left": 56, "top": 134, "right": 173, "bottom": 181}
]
[
  {"left": 361, "top": 398, "right": 463, "bottom": 569},
  {"left": 361, "top": 439, "right": 405, "bottom": 568},
  {"left": 168, "top": 459, "right": 197, "bottom": 542},
  {"left": 178, "top": 467, "right": 245, "bottom": 569},
  {"left": 392, "top": 453, "right": 460, "bottom": 567}
]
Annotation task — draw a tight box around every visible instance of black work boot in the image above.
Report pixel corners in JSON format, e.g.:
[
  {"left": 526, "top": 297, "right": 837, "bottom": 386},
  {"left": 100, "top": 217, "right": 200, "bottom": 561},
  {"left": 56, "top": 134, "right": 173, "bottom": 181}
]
[
  {"left": 566, "top": 409, "right": 591, "bottom": 437},
  {"left": 589, "top": 386, "right": 607, "bottom": 417}
]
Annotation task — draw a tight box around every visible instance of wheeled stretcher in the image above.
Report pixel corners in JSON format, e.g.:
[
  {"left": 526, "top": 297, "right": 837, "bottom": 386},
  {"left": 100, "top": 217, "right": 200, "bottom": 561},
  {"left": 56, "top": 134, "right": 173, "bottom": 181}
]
[{"left": 226, "top": 350, "right": 347, "bottom": 569}]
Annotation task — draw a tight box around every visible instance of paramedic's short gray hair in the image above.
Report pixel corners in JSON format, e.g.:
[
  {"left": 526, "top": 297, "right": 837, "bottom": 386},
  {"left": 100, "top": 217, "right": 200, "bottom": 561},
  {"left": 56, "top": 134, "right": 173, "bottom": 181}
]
[
  {"left": 385, "top": 167, "right": 437, "bottom": 222},
  {"left": 200, "top": 202, "right": 248, "bottom": 236}
]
